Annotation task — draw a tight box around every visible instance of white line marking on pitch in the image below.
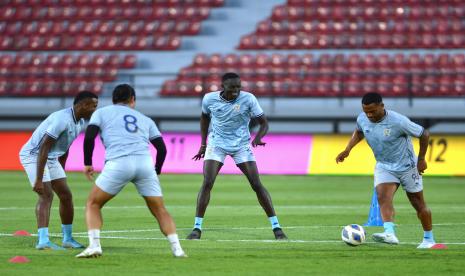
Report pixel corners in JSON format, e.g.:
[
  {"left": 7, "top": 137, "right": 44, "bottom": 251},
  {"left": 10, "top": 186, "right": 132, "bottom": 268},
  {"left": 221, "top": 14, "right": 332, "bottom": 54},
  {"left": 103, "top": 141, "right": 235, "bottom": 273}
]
[
  {"left": 2, "top": 222, "right": 465, "bottom": 236},
  {"left": 1, "top": 205, "right": 464, "bottom": 211},
  {"left": 67, "top": 223, "right": 465, "bottom": 234},
  {"left": 2, "top": 232, "right": 464, "bottom": 245}
]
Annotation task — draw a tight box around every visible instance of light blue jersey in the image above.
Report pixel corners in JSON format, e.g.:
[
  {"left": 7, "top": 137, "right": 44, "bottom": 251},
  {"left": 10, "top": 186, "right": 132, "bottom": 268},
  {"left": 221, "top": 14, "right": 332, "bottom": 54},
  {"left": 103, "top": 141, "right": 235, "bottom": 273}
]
[
  {"left": 202, "top": 91, "right": 264, "bottom": 152},
  {"left": 357, "top": 110, "right": 424, "bottom": 172},
  {"left": 20, "top": 107, "right": 86, "bottom": 158},
  {"left": 89, "top": 104, "right": 161, "bottom": 161}
]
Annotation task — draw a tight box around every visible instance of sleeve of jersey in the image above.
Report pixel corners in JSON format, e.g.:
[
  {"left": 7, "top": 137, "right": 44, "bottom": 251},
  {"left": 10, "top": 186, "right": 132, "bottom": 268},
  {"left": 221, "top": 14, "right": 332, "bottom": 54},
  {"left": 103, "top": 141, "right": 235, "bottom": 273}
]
[
  {"left": 88, "top": 110, "right": 101, "bottom": 127},
  {"left": 201, "top": 95, "right": 210, "bottom": 115},
  {"left": 45, "top": 118, "right": 67, "bottom": 139},
  {"left": 250, "top": 95, "right": 264, "bottom": 118},
  {"left": 355, "top": 115, "right": 363, "bottom": 132},
  {"left": 148, "top": 120, "right": 162, "bottom": 140},
  {"left": 400, "top": 116, "right": 424, "bottom": 138}
]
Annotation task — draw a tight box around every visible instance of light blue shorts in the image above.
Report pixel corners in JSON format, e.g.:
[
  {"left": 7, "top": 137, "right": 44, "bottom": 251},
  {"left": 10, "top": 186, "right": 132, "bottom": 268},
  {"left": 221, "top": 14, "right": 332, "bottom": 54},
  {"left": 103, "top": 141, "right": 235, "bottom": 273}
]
[
  {"left": 374, "top": 166, "right": 423, "bottom": 193},
  {"left": 96, "top": 155, "right": 162, "bottom": 197},
  {"left": 20, "top": 154, "right": 66, "bottom": 186},
  {"left": 204, "top": 145, "right": 256, "bottom": 164}
]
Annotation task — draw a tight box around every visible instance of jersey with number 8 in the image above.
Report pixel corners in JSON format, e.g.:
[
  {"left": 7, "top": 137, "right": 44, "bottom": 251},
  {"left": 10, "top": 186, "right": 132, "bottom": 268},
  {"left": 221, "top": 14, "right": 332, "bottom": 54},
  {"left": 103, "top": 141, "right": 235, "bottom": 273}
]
[{"left": 89, "top": 104, "right": 161, "bottom": 162}]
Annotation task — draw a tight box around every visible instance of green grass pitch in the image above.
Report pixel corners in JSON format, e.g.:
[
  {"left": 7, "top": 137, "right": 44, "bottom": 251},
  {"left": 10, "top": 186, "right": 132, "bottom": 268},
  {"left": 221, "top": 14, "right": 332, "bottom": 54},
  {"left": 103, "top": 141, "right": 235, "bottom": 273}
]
[{"left": 1, "top": 172, "right": 464, "bottom": 275}]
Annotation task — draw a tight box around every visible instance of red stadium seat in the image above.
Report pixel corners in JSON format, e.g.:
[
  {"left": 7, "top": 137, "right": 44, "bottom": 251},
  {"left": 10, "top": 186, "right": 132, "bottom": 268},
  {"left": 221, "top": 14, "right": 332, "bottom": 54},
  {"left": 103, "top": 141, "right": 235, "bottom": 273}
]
[
  {"left": 103, "top": 36, "right": 120, "bottom": 50},
  {"left": 452, "top": 54, "right": 465, "bottom": 73},
  {"left": 408, "top": 54, "right": 424, "bottom": 73},
  {"left": 223, "top": 54, "right": 239, "bottom": 67},
  {"left": 112, "top": 21, "right": 128, "bottom": 34},
  {"left": 453, "top": 76, "right": 465, "bottom": 95},
  {"left": 61, "top": 54, "right": 76, "bottom": 68},
  {"left": 165, "top": 52, "right": 465, "bottom": 97},
  {"left": 122, "top": 55, "right": 136, "bottom": 68},
  {"left": 238, "top": 0, "right": 464, "bottom": 50}
]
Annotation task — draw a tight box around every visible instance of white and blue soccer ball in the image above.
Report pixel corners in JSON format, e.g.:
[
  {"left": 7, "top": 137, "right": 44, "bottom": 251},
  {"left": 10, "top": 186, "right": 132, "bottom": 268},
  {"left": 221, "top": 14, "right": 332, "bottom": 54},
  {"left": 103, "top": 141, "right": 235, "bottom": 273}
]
[{"left": 341, "top": 224, "right": 366, "bottom": 246}]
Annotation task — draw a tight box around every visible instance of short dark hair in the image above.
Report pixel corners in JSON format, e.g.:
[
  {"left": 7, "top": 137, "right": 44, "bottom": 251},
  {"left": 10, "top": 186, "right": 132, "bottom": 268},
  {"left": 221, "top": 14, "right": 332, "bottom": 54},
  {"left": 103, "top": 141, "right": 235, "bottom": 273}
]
[
  {"left": 362, "top": 92, "right": 383, "bottom": 105},
  {"left": 112, "top": 84, "right": 136, "bottom": 104},
  {"left": 221, "top": 72, "right": 240, "bottom": 83},
  {"left": 73, "top": 91, "right": 98, "bottom": 105}
]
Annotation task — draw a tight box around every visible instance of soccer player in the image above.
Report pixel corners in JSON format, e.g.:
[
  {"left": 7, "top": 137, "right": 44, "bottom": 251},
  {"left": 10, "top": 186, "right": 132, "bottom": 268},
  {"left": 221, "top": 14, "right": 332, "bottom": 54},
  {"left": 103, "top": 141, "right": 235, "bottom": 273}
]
[
  {"left": 19, "top": 91, "right": 98, "bottom": 250},
  {"left": 336, "top": 92, "right": 440, "bottom": 249},
  {"left": 186, "top": 72, "right": 287, "bottom": 240},
  {"left": 76, "top": 84, "right": 186, "bottom": 258}
]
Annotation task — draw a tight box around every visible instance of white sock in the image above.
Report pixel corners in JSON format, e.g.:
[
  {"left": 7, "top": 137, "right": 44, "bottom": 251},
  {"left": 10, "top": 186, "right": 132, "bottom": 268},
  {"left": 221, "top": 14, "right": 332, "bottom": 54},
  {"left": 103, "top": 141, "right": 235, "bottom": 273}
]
[
  {"left": 167, "top": 233, "right": 183, "bottom": 252},
  {"left": 88, "top": 229, "right": 101, "bottom": 249}
]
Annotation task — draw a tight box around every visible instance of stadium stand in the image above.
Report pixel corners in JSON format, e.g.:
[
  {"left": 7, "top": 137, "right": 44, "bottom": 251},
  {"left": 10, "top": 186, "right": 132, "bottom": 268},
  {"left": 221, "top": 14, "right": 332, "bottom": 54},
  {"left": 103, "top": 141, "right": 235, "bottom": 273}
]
[
  {"left": 161, "top": 0, "right": 464, "bottom": 98},
  {"left": 0, "top": 0, "right": 225, "bottom": 96},
  {"left": 0, "top": 0, "right": 225, "bottom": 51},
  {"left": 161, "top": 53, "right": 465, "bottom": 97},
  {"left": 239, "top": 0, "right": 464, "bottom": 49},
  {"left": 0, "top": 53, "right": 135, "bottom": 96},
  {"left": 0, "top": 0, "right": 464, "bottom": 134}
]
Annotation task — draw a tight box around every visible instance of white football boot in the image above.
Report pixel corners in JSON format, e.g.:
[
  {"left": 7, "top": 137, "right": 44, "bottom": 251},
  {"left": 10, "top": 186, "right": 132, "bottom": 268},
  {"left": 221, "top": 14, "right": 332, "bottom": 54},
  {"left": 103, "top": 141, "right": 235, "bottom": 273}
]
[
  {"left": 171, "top": 246, "right": 188, "bottom": 258},
  {"left": 372, "top": 232, "right": 400, "bottom": 244},
  {"left": 417, "top": 239, "right": 436, "bottom": 249},
  {"left": 76, "top": 246, "right": 102, "bottom": 258}
]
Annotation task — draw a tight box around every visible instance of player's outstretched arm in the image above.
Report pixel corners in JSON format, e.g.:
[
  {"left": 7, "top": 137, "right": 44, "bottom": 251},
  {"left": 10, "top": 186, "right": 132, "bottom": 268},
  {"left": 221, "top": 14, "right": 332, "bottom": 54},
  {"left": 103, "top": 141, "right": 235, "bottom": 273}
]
[
  {"left": 150, "top": 137, "right": 167, "bottom": 175},
  {"left": 34, "top": 135, "right": 56, "bottom": 194},
  {"left": 417, "top": 129, "right": 430, "bottom": 174},
  {"left": 336, "top": 129, "right": 364, "bottom": 163},
  {"left": 193, "top": 113, "right": 210, "bottom": 161},
  {"left": 83, "top": 125, "right": 100, "bottom": 181},
  {"left": 251, "top": 115, "right": 268, "bottom": 147}
]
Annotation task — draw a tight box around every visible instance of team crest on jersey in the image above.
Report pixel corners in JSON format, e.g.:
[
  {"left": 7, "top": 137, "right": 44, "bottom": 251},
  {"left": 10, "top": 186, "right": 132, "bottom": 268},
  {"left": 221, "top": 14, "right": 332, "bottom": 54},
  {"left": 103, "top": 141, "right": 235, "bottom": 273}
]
[
  {"left": 233, "top": 104, "right": 241, "bottom": 112},
  {"left": 383, "top": 128, "right": 391, "bottom": 136}
]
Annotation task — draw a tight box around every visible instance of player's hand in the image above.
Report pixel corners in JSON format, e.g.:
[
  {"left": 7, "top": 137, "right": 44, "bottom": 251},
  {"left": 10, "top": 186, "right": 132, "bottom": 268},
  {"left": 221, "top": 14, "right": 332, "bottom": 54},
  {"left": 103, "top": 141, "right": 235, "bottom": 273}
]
[
  {"left": 33, "top": 179, "right": 44, "bottom": 195},
  {"left": 192, "top": 145, "right": 206, "bottom": 161},
  {"left": 417, "top": 159, "right": 427, "bottom": 175},
  {"left": 84, "top": 165, "right": 95, "bottom": 181},
  {"left": 252, "top": 137, "right": 266, "bottom": 147},
  {"left": 336, "top": 150, "right": 350, "bottom": 163}
]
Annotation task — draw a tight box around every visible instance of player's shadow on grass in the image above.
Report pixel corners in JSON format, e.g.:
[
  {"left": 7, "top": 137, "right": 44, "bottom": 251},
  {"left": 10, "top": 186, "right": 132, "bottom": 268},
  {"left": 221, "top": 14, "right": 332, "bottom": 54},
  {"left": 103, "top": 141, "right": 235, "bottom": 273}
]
[{"left": 188, "top": 228, "right": 275, "bottom": 240}]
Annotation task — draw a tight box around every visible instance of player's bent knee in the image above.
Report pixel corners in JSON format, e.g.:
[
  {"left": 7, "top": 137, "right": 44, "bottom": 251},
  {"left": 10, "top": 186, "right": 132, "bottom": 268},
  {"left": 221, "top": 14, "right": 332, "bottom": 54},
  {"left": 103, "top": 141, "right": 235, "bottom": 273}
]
[
  {"left": 39, "top": 191, "right": 54, "bottom": 202},
  {"left": 153, "top": 207, "right": 170, "bottom": 217},
  {"left": 144, "top": 196, "right": 165, "bottom": 208},
  {"left": 377, "top": 194, "right": 393, "bottom": 205},
  {"left": 201, "top": 180, "right": 215, "bottom": 190},
  {"left": 57, "top": 191, "right": 72, "bottom": 202},
  {"left": 418, "top": 206, "right": 431, "bottom": 215},
  {"left": 38, "top": 197, "right": 53, "bottom": 206},
  {"left": 86, "top": 198, "right": 103, "bottom": 209}
]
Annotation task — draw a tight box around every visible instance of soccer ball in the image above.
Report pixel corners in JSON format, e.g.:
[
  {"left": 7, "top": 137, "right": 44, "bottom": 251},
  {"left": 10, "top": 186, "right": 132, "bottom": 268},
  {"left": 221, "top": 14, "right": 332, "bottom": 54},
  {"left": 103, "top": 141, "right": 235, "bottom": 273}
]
[{"left": 341, "top": 224, "right": 366, "bottom": 246}]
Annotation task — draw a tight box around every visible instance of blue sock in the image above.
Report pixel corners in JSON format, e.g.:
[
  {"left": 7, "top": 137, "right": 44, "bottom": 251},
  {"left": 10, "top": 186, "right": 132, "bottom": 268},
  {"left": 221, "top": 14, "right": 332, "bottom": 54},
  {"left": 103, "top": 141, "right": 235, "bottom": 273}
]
[
  {"left": 38, "top": 227, "right": 49, "bottom": 244},
  {"left": 269, "top": 216, "right": 281, "bottom": 230},
  {"left": 194, "top": 217, "right": 203, "bottom": 230},
  {"left": 424, "top": 230, "right": 434, "bottom": 242},
  {"left": 383, "top": 222, "right": 395, "bottom": 234},
  {"left": 62, "top": 224, "right": 72, "bottom": 242}
]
